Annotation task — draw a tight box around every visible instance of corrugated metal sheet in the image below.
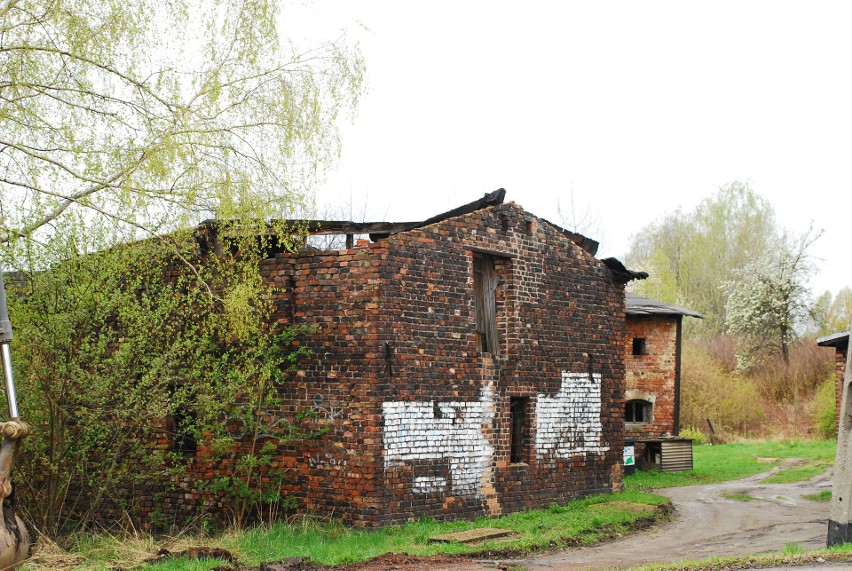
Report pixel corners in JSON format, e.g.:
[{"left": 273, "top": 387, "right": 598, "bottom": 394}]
[{"left": 661, "top": 439, "right": 693, "bottom": 472}]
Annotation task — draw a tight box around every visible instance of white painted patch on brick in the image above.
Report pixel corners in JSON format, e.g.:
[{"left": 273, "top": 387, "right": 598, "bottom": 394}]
[
  {"left": 536, "top": 371, "right": 609, "bottom": 460},
  {"left": 413, "top": 476, "right": 448, "bottom": 494},
  {"left": 383, "top": 383, "right": 495, "bottom": 497}
]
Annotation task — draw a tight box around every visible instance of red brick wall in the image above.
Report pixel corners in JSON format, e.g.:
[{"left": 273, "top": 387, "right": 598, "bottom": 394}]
[
  {"left": 143, "top": 203, "right": 627, "bottom": 527},
  {"left": 624, "top": 315, "right": 680, "bottom": 439},
  {"left": 375, "top": 203, "right": 626, "bottom": 524}
]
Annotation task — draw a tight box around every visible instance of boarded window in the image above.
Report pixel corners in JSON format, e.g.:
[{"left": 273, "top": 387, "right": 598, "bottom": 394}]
[
  {"left": 473, "top": 254, "right": 499, "bottom": 353},
  {"left": 632, "top": 337, "right": 647, "bottom": 355},
  {"left": 625, "top": 399, "right": 653, "bottom": 423},
  {"left": 510, "top": 397, "right": 530, "bottom": 464}
]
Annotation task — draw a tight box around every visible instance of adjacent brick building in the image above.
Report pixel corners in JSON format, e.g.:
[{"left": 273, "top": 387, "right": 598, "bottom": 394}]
[
  {"left": 624, "top": 294, "right": 701, "bottom": 469},
  {"left": 817, "top": 331, "right": 849, "bottom": 430},
  {"left": 159, "top": 190, "right": 647, "bottom": 526}
]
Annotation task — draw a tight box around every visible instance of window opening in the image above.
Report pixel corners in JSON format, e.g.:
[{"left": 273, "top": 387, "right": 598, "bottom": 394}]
[
  {"left": 473, "top": 254, "right": 499, "bottom": 353},
  {"left": 625, "top": 400, "right": 653, "bottom": 423},
  {"left": 632, "top": 337, "right": 647, "bottom": 356},
  {"left": 172, "top": 405, "right": 198, "bottom": 457},
  {"left": 510, "top": 397, "right": 529, "bottom": 464}
]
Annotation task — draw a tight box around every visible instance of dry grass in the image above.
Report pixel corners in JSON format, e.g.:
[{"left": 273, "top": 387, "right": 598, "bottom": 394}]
[
  {"left": 24, "top": 537, "right": 86, "bottom": 571},
  {"left": 682, "top": 336, "right": 836, "bottom": 439},
  {"left": 23, "top": 530, "right": 214, "bottom": 571}
]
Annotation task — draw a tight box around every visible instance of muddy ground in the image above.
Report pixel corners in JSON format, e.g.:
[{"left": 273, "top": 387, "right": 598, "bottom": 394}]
[
  {"left": 505, "top": 465, "right": 836, "bottom": 571},
  {"left": 170, "top": 464, "right": 852, "bottom": 571}
]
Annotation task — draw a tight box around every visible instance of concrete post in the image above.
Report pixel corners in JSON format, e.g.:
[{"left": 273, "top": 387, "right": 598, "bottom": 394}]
[{"left": 828, "top": 325, "right": 852, "bottom": 545}]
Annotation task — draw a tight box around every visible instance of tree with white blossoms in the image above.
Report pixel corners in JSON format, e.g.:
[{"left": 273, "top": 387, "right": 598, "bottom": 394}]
[
  {"left": 724, "top": 228, "right": 821, "bottom": 368},
  {"left": 0, "top": 0, "right": 365, "bottom": 244}
]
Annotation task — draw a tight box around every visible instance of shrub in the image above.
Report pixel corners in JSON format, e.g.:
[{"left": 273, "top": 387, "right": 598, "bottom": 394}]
[
  {"left": 748, "top": 340, "right": 835, "bottom": 403},
  {"left": 679, "top": 426, "right": 708, "bottom": 445},
  {"left": 813, "top": 377, "right": 838, "bottom": 438},
  {"left": 6, "top": 220, "right": 317, "bottom": 536},
  {"left": 681, "top": 340, "right": 765, "bottom": 437}
]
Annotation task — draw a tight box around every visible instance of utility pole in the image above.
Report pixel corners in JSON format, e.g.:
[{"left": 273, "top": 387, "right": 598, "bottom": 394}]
[{"left": 829, "top": 326, "right": 852, "bottom": 546}]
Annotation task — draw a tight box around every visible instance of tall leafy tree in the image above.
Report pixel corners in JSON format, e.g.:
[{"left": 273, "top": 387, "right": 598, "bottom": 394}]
[
  {"left": 0, "top": 0, "right": 365, "bottom": 244},
  {"left": 626, "top": 181, "right": 778, "bottom": 334}
]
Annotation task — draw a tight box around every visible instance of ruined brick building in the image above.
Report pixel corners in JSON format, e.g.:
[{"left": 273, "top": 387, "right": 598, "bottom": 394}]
[
  {"left": 818, "top": 331, "right": 849, "bottom": 430},
  {"left": 624, "top": 294, "right": 701, "bottom": 470},
  {"left": 159, "top": 189, "right": 648, "bottom": 526}
]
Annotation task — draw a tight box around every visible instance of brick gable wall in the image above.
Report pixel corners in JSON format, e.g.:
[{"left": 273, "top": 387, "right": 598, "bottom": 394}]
[{"left": 375, "top": 203, "right": 625, "bottom": 523}]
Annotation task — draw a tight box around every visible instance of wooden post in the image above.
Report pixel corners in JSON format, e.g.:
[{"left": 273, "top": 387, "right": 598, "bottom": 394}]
[{"left": 828, "top": 323, "right": 852, "bottom": 545}]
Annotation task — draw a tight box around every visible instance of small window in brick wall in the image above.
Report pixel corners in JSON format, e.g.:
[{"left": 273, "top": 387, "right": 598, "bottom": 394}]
[
  {"left": 510, "top": 397, "right": 530, "bottom": 464},
  {"left": 632, "top": 337, "right": 647, "bottom": 356},
  {"left": 171, "top": 405, "right": 198, "bottom": 457},
  {"left": 473, "top": 254, "right": 499, "bottom": 353},
  {"left": 625, "top": 399, "right": 653, "bottom": 423}
]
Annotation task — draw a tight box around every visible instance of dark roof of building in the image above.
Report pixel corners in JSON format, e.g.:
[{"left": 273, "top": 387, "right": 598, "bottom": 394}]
[
  {"left": 817, "top": 331, "right": 850, "bottom": 348},
  {"left": 626, "top": 294, "right": 703, "bottom": 318}
]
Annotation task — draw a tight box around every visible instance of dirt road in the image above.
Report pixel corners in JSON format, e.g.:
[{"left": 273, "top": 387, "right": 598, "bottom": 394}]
[{"left": 496, "top": 466, "right": 835, "bottom": 570}]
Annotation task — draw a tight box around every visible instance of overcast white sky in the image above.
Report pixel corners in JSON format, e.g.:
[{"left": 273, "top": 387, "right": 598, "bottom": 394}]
[{"left": 288, "top": 1, "right": 851, "bottom": 297}]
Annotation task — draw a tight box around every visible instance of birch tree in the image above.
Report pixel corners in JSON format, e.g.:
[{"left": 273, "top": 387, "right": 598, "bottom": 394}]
[{"left": 0, "top": 0, "right": 365, "bottom": 245}]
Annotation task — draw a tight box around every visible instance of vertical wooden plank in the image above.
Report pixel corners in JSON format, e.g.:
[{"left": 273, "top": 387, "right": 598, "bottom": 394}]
[
  {"left": 482, "top": 256, "right": 498, "bottom": 353},
  {"left": 473, "top": 255, "right": 486, "bottom": 352}
]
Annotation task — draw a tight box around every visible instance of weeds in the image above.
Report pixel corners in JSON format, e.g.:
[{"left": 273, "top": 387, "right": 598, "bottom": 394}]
[
  {"left": 625, "top": 439, "right": 834, "bottom": 491},
  {"left": 804, "top": 490, "right": 832, "bottom": 502},
  {"left": 721, "top": 493, "right": 761, "bottom": 502},
  {"left": 761, "top": 459, "right": 832, "bottom": 484}
]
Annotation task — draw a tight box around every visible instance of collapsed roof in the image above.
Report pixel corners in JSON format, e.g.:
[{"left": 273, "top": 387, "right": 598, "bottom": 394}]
[
  {"left": 252, "top": 189, "right": 601, "bottom": 256},
  {"left": 203, "top": 189, "right": 647, "bottom": 282}
]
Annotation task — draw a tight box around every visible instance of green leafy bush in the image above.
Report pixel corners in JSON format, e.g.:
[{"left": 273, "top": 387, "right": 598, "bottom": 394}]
[
  {"left": 681, "top": 341, "right": 765, "bottom": 438},
  {"left": 813, "top": 377, "right": 838, "bottom": 438},
  {"left": 679, "top": 426, "right": 708, "bottom": 445},
  {"left": 5, "top": 219, "right": 318, "bottom": 536}
]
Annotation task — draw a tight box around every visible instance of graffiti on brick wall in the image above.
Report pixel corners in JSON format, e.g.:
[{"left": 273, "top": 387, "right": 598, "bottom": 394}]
[
  {"left": 413, "top": 476, "right": 448, "bottom": 494},
  {"left": 382, "top": 383, "right": 495, "bottom": 497},
  {"left": 308, "top": 455, "right": 348, "bottom": 469},
  {"left": 311, "top": 394, "right": 347, "bottom": 421},
  {"left": 383, "top": 371, "right": 609, "bottom": 497},
  {"left": 536, "top": 371, "right": 609, "bottom": 460}
]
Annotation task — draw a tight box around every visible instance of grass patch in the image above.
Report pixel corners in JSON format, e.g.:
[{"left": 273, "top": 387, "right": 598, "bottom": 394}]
[
  {"left": 24, "top": 439, "right": 838, "bottom": 570},
  {"left": 23, "top": 491, "right": 668, "bottom": 570},
  {"left": 220, "top": 490, "right": 668, "bottom": 565},
  {"left": 625, "top": 439, "right": 835, "bottom": 491},
  {"left": 804, "top": 489, "right": 832, "bottom": 502},
  {"left": 721, "top": 492, "right": 761, "bottom": 502},
  {"left": 761, "top": 459, "right": 833, "bottom": 484}
]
